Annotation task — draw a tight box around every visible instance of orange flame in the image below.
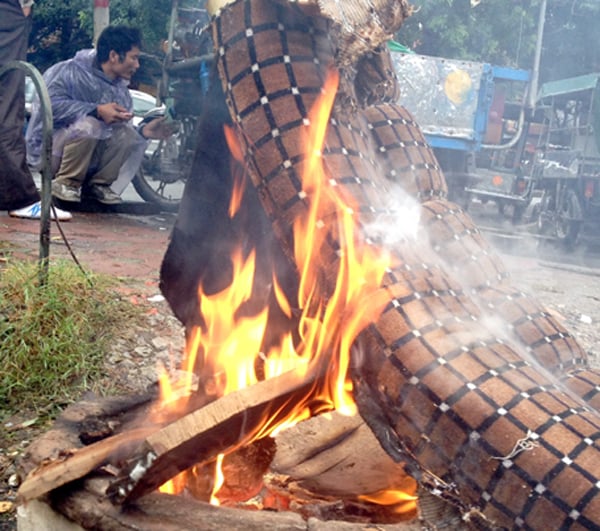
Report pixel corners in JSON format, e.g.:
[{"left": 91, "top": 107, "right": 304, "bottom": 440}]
[
  {"left": 157, "top": 69, "right": 395, "bottom": 502},
  {"left": 358, "top": 475, "right": 419, "bottom": 516},
  {"left": 210, "top": 454, "right": 225, "bottom": 505},
  {"left": 224, "top": 125, "right": 247, "bottom": 217}
]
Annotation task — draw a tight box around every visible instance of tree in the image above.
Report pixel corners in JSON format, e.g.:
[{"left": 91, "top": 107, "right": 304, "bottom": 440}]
[
  {"left": 396, "top": 0, "right": 600, "bottom": 84},
  {"left": 108, "top": 0, "right": 171, "bottom": 56},
  {"left": 397, "top": 1, "right": 539, "bottom": 68},
  {"left": 28, "top": 0, "right": 93, "bottom": 72},
  {"left": 27, "top": 0, "right": 600, "bottom": 84},
  {"left": 541, "top": 0, "right": 600, "bottom": 80},
  {"left": 28, "top": 0, "right": 170, "bottom": 72}
]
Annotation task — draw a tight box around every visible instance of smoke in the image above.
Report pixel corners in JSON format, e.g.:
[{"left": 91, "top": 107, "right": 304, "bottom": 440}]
[{"left": 361, "top": 181, "right": 423, "bottom": 246}]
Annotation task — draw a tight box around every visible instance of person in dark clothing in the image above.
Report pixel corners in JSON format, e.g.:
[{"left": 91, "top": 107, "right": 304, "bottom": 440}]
[{"left": 0, "top": 0, "right": 71, "bottom": 220}]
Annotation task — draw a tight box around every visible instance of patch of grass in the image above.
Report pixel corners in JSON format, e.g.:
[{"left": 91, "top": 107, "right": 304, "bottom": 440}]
[{"left": 0, "top": 259, "right": 141, "bottom": 419}]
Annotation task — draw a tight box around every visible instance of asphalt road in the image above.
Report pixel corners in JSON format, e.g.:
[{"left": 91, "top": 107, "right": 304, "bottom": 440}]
[{"left": 469, "top": 200, "right": 600, "bottom": 270}]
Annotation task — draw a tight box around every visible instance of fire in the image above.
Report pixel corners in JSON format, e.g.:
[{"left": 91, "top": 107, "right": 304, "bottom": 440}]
[
  {"left": 358, "top": 476, "right": 419, "bottom": 515},
  {"left": 210, "top": 454, "right": 225, "bottom": 505},
  {"left": 157, "top": 69, "right": 399, "bottom": 507},
  {"left": 224, "top": 125, "right": 246, "bottom": 217}
]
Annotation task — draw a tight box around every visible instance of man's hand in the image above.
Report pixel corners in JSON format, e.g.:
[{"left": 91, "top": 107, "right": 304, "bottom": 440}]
[
  {"left": 140, "top": 117, "right": 178, "bottom": 140},
  {"left": 96, "top": 102, "right": 134, "bottom": 124}
]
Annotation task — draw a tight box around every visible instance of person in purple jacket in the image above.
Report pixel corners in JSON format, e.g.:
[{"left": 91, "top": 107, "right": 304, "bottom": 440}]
[{"left": 26, "top": 25, "right": 173, "bottom": 206}]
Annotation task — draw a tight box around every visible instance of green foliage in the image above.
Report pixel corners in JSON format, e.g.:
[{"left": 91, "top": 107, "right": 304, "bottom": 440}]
[
  {"left": 28, "top": 0, "right": 93, "bottom": 72},
  {"left": 27, "top": 0, "right": 170, "bottom": 72},
  {"left": 398, "top": 0, "right": 540, "bottom": 68},
  {"left": 0, "top": 260, "right": 141, "bottom": 417},
  {"left": 110, "top": 0, "right": 172, "bottom": 55},
  {"left": 398, "top": 0, "right": 600, "bottom": 83},
  {"left": 542, "top": 1, "right": 600, "bottom": 80}
]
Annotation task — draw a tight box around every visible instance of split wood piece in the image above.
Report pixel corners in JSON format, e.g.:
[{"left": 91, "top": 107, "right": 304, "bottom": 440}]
[
  {"left": 107, "top": 365, "right": 319, "bottom": 505},
  {"left": 18, "top": 427, "right": 155, "bottom": 503},
  {"left": 272, "top": 411, "right": 411, "bottom": 497},
  {"left": 19, "top": 392, "right": 156, "bottom": 474}
]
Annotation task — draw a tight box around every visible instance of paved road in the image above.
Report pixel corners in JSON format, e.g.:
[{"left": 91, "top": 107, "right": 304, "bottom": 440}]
[{"left": 469, "top": 200, "right": 600, "bottom": 270}]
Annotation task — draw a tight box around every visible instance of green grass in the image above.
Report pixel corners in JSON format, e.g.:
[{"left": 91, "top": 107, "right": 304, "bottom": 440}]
[{"left": 0, "top": 259, "right": 141, "bottom": 419}]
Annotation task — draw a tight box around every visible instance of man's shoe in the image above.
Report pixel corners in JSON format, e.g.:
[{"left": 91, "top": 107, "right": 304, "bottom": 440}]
[
  {"left": 85, "top": 185, "right": 122, "bottom": 205},
  {"left": 9, "top": 201, "right": 73, "bottom": 221},
  {"left": 52, "top": 181, "right": 81, "bottom": 202}
]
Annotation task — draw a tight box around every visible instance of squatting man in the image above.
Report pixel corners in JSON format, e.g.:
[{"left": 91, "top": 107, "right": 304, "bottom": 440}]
[{"left": 26, "top": 25, "right": 175, "bottom": 206}]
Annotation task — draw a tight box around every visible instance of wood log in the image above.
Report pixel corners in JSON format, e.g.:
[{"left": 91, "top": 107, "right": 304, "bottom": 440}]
[
  {"left": 18, "top": 427, "right": 155, "bottom": 503},
  {"left": 50, "top": 477, "right": 309, "bottom": 531},
  {"left": 272, "top": 411, "right": 410, "bottom": 497},
  {"left": 17, "top": 393, "right": 156, "bottom": 503},
  {"left": 31, "top": 475, "right": 424, "bottom": 531},
  {"left": 107, "top": 365, "right": 319, "bottom": 504}
]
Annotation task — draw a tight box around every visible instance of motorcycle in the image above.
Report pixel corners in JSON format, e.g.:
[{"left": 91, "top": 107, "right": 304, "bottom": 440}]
[
  {"left": 132, "top": 106, "right": 201, "bottom": 212},
  {"left": 131, "top": 2, "right": 212, "bottom": 212}
]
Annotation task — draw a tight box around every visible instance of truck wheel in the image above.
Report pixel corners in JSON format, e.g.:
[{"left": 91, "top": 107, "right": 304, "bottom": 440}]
[
  {"left": 511, "top": 204, "right": 525, "bottom": 225},
  {"left": 536, "top": 193, "right": 555, "bottom": 235},
  {"left": 554, "top": 189, "right": 582, "bottom": 247}
]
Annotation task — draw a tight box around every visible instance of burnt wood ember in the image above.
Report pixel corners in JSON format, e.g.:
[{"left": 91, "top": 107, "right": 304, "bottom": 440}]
[
  {"left": 217, "top": 436, "right": 277, "bottom": 503},
  {"left": 17, "top": 394, "right": 156, "bottom": 503},
  {"left": 206, "top": 0, "right": 600, "bottom": 527},
  {"left": 107, "top": 366, "right": 319, "bottom": 504}
]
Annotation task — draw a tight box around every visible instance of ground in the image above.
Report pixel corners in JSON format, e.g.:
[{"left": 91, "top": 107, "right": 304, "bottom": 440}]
[{"left": 1, "top": 207, "right": 600, "bottom": 529}]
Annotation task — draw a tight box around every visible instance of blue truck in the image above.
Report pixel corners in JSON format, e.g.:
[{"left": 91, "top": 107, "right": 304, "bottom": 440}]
[
  {"left": 392, "top": 51, "right": 600, "bottom": 247},
  {"left": 391, "top": 51, "right": 532, "bottom": 217}
]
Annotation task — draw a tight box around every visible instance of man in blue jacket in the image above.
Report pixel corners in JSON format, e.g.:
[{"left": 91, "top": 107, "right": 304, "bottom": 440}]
[{"left": 26, "top": 25, "right": 172, "bottom": 205}]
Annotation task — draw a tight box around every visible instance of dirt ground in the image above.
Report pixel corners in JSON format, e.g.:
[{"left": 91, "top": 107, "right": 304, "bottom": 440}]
[{"left": 1, "top": 208, "right": 600, "bottom": 529}]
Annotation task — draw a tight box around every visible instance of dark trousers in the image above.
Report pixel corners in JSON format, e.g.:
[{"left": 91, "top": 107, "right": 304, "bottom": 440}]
[{"left": 0, "top": 0, "right": 39, "bottom": 211}]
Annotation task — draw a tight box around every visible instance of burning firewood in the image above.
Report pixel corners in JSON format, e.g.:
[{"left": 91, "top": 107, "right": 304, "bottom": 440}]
[
  {"left": 272, "top": 411, "right": 410, "bottom": 497},
  {"left": 106, "top": 365, "right": 319, "bottom": 504}
]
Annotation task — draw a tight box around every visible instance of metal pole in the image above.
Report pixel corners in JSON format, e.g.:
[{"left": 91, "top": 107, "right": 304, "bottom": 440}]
[
  {"left": 158, "top": 0, "right": 179, "bottom": 104},
  {"left": 528, "top": 0, "right": 547, "bottom": 109},
  {"left": 93, "top": 0, "right": 110, "bottom": 44},
  {"left": 482, "top": 0, "right": 548, "bottom": 151},
  {"left": 0, "top": 60, "right": 54, "bottom": 284}
]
